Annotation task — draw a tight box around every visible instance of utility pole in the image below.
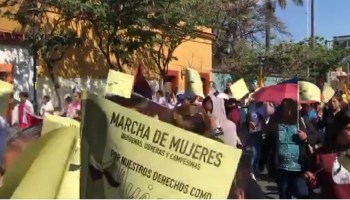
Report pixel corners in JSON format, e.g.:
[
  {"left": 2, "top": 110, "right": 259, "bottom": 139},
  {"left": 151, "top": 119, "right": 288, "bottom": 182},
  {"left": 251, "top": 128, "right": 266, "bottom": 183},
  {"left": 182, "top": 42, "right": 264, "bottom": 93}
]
[
  {"left": 311, "top": 0, "right": 315, "bottom": 48},
  {"left": 308, "top": 0, "right": 315, "bottom": 79},
  {"left": 347, "top": 62, "right": 350, "bottom": 88}
]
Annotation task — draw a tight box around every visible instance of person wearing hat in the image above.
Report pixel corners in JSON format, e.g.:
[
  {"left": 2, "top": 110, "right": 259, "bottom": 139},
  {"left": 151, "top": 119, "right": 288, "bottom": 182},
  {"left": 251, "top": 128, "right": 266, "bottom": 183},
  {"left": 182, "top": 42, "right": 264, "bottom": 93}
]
[{"left": 305, "top": 106, "right": 350, "bottom": 198}]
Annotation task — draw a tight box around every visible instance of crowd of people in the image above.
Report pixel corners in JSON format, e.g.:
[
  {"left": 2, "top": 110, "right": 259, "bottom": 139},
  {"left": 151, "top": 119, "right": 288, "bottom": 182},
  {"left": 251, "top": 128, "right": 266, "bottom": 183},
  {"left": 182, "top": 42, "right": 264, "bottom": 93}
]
[
  {"left": 149, "top": 80, "right": 350, "bottom": 199},
  {"left": 0, "top": 89, "right": 82, "bottom": 171},
  {"left": 2, "top": 78, "right": 350, "bottom": 199},
  {"left": 12, "top": 89, "right": 82, "bottom": 129}
]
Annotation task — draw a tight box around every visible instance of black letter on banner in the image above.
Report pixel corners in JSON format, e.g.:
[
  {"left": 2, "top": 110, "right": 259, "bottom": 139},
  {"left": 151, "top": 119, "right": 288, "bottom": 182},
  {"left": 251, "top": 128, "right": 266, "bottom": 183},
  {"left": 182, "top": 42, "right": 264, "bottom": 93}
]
[{"left": 110, "top": 112, "right": 120, "bottom": 126}]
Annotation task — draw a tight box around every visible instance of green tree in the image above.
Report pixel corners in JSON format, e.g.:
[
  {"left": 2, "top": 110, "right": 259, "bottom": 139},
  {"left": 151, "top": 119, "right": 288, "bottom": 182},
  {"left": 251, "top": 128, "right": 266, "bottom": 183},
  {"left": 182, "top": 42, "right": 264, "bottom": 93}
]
[
  {"left": 264, "top": 37, "right": 350, "bottom": 78},
  {"left": 0, "top": 0, "right": 82, "bottom": 108},
  {"left": 141, "top": 0, "right": 219, "bottom": 86},
  {"left": 213, "top": 0, "right": 286, "bottom": 81},
  {"left": 263, "top": 0, "right": 303, "bottom": 51},
  {"left": 75, "top": 0, "right": 157, "bottom": 72}
]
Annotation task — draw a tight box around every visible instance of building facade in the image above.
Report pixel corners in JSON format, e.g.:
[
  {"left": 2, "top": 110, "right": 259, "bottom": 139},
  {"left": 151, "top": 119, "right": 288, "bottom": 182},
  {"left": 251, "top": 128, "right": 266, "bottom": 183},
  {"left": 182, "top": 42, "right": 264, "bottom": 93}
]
[
  {"left": 334, "top": 35, "right": 350, "bottom": 48},
  {"left": 0, "top": 7, "right": 214, "bottom": 107}
]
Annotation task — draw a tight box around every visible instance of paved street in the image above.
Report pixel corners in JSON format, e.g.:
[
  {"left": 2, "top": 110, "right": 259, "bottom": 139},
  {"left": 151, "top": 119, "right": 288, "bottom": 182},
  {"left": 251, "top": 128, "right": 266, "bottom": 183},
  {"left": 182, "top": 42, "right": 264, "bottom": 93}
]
[
  {"left": 239, "top": 151, "right": 279, "bottom": 199},
  {"left": 256, "top": 171, "right": 279, "bottom": 199},
  {"left": 242, "top": 150, "right": 321, "bottom": 199}
]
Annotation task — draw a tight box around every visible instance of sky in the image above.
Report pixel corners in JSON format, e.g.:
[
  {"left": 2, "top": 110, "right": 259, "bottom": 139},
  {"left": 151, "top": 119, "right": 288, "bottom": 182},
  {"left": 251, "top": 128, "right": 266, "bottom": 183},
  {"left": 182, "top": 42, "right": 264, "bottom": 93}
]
[{"left": 274, "top": 0, "right": 350, "bottom": 42}]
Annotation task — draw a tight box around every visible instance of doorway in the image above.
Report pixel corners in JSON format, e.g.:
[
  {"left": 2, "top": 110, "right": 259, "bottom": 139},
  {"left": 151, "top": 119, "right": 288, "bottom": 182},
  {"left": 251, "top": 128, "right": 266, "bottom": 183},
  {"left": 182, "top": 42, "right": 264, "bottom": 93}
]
[{"left": 200, "top": 73, "right": 210, "bottom": 96}]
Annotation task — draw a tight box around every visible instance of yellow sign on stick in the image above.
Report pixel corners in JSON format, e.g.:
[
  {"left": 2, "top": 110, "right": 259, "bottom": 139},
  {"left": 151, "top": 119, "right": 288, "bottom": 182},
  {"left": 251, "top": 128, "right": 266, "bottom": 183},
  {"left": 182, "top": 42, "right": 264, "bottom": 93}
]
[
  {"left": 186, "top": 68, "right": 204, "bottom": 98},
  {"left": 298, "top": 81, "right": 321, "bottom": 103},
  {"left": 81, "top": 93, "right": 242, "bottom": 199},
  {"left": 322, "top": 83, "right": 335, "bottom": 103},
  {"left": 105, "top": 70, "right": 134, "bottom": 98},
  {"left": 229, "top": 78, "right": 249, "bottom": 100},
  {"left": 0, "top": 80, "right": 13, "bottom": 117}
]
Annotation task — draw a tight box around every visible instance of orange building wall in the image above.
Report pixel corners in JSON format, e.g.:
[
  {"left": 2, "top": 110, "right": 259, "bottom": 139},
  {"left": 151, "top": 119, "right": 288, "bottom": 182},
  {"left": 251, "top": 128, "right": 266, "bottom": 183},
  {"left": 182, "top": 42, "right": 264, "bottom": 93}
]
[
  {"left": 0, "top": 8, "right": 213, "bottom": 92},
  {"left": 168, "top": 34, "right": 212, "bottom": 91}
]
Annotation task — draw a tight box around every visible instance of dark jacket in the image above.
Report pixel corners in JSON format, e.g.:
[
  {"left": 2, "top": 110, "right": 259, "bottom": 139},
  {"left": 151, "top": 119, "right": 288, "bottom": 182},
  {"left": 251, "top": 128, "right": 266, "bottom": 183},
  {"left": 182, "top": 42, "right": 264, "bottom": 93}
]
[{"left": 299, "top": 116, "right": 321, "bottom": 169}]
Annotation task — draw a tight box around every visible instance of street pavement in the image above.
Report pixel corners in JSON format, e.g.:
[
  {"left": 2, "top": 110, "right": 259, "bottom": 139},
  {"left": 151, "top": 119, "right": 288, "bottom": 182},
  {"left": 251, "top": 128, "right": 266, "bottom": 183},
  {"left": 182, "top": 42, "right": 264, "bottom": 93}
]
[
  {"left": 256, "top": 171, "right": 279, "bottom": 199},
  {"left": 242, "top": 150, "right": 321, "bottom": 199},
  {"left": 240, "top": 151, "right": 279, "bottom": 199}
]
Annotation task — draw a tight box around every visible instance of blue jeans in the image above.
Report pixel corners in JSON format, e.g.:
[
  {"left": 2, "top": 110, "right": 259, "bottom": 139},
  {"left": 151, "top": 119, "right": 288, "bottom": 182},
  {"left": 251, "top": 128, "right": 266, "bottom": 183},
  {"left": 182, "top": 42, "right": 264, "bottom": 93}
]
[
  {"left": 248, "top": 132, "right": 262, "bottom": 174},
  {"left": 276, "top": 169, "right": 309, "bottom": 199}
]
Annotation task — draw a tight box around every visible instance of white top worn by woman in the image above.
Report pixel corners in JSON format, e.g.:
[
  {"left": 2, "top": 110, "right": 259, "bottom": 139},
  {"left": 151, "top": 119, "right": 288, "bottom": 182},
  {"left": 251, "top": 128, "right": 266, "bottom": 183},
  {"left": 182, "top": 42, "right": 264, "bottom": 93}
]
[{"left": 40, "top": 100, "right": 54, "bottom": 116}]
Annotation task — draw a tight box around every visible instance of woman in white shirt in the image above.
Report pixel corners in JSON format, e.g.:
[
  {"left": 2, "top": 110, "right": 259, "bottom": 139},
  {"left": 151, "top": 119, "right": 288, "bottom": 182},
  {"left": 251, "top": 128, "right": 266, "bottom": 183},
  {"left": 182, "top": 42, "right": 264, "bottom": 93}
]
[
  {"left": 40, "top": 95, "right": 54, "bottom": 116},
  {"left": 155, "top": 90, "right": 168, "bottom": 107}
]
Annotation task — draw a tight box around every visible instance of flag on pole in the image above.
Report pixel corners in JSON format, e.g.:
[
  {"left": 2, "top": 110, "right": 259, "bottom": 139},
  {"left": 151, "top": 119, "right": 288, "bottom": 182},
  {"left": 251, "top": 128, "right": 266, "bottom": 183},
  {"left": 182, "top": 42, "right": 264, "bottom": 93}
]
[
  {"left": 257, "top": 66, "right": 264, "bottom": 88},
  {"left": 133, "top": 65, "right": 152, "bottom": 100},
  {"left": 342, "top": 81, "right": 349, "bottom": 103}
]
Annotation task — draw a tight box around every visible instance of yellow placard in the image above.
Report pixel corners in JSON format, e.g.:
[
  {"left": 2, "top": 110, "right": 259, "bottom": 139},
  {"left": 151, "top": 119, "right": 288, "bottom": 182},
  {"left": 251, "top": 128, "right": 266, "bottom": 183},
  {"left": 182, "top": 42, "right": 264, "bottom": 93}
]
[
  {"left": 41, "top": 114, "right": 81, "bottom": 199},
  {"left": 81, "top": 93, "right": 242, "bottom": 199},
  {"left": 0, "top": 127, "right": 78, "bottom": 199},
  {"left": 322, "top": 83, "right": 335, "bottom": 103},
  {"left": 42, "top": 114, "right": 80, "bottom": 135},
  {"left": 298, "top": 81, "right": 321, "bottom": 103},
  {"left": 186, "top": 68, "right": 204, "bottom": 98},
  {"left": 0, "top": 80, "right": 13, "bottom": 117},
  {"left": 229, "top": 78, "right": 249, "bottom": 100},
  {"left": 56, "top": 139, "right": 80, "bottom": 199},
  {"left": 105, "top": 70, "right": 134, "bottom": 98}
]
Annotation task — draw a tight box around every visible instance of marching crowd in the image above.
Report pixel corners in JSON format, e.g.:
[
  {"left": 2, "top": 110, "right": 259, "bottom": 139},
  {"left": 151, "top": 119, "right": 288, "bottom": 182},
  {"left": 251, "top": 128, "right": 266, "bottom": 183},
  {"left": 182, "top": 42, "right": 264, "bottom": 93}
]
[
  {"left": 151, "top": 80, "right": 350, "bottom": 199},
  {"left": 1, "top": 79, "right": 350, "bottom": 199}
]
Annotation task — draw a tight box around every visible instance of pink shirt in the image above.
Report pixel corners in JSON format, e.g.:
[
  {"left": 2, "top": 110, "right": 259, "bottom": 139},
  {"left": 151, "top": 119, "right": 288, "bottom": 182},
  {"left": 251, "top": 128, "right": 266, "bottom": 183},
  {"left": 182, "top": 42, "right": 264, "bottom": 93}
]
[{"left": 67, "top": 102, "right": 81, "bottom": 118}]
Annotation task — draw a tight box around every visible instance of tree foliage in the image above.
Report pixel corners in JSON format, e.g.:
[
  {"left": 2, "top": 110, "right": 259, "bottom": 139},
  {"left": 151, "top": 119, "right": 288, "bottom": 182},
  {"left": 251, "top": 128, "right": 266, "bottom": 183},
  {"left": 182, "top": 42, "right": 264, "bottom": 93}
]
[
  {"left": 213, "top": 0, "right": 287, "bottom": 81},
  {"left": 264, "top": 37, "right": 350, "bottom": 78},
  {"left": 0, "top": 0, "right": 83, "bottom": 107},
  {"left": 1, "top": 0, "right": 218, "bottom": 73},
  {"left": 71, "top": 0, "right": 158, "bottom": 71},
  {"left": 2, "top": 0, "right": 344, "bottom": 89},
  {"left": 262, "top": 0, "right": 303, "bottom": 51},
  {"left": 140, "top": 0, "right": 219, "bottom": 79}
]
